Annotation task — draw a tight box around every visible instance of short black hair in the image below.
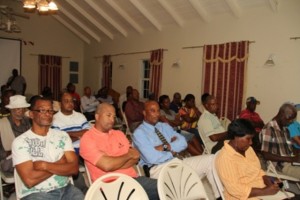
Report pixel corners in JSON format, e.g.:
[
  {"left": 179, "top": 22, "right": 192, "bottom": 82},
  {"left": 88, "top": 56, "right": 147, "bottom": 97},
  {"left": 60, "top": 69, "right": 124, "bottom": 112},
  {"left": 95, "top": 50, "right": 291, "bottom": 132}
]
[
  {"left": 227, "top": 119, "right": 256, "bottom": 139},
  {"left": 29, "top": 96, "right": 52, "bottom": 110},
  {"left": 201, "top": 93, "right": 210, "bottom": 104},
  {"left": 183, "top": 94, "right": 195, "bottom": 102},
  {"left": 158, "top": 95, "right": 169, "bottom": 104}
]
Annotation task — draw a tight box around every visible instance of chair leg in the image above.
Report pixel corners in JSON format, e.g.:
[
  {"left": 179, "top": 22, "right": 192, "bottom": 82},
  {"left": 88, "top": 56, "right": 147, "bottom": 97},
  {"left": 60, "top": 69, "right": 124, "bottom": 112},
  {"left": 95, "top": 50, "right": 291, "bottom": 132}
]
[{"left": 0, "top": 178, "right": 4, "bottom": 200}]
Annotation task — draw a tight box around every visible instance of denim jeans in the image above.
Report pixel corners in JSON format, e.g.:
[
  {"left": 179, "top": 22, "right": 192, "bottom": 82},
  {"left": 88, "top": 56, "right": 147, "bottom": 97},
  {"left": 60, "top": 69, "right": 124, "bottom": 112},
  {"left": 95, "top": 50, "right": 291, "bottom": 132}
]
[
  {"left": 21, "top": 183, "right": 84, "bottom": 200},
  {"left": 135, "top": 176, "right": 159, "bottom": 200}
]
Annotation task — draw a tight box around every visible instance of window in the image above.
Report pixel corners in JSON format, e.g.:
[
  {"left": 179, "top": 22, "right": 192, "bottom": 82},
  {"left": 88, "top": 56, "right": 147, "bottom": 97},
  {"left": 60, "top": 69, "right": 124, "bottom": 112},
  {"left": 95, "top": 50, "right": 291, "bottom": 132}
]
[{"left": 141, "top": 59, "right": 150, "bottom": 99}]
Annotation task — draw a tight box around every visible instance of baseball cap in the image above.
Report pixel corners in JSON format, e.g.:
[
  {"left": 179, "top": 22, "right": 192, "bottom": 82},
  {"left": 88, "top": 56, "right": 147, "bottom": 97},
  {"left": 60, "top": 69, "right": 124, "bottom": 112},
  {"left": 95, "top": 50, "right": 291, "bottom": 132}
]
[{"left": 246, "top": 97, "right": 260, "bottom": 105}]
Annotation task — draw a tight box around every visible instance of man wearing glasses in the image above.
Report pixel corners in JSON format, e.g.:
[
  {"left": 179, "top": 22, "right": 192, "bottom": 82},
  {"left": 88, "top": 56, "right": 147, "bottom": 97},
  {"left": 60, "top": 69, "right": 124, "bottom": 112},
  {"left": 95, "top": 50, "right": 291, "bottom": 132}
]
[{"left": 12, "top": 96, "right": 84, "bottom": 199}]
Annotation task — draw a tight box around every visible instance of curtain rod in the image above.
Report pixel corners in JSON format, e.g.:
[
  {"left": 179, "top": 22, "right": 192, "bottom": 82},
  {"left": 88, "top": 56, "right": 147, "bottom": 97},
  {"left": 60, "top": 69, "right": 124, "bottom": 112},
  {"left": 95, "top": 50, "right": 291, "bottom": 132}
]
[
  {"left": 30, "top": 54, "right": 70, "bottom": 58},
  {"left": 290, "top": 37, "right": 300, "bottom": 40},
  {"left": 182, "top": 41, "right": 256, "bottom": 49},
  {"left": 94, "top": 49, "right": 168, "bottom": 59}
]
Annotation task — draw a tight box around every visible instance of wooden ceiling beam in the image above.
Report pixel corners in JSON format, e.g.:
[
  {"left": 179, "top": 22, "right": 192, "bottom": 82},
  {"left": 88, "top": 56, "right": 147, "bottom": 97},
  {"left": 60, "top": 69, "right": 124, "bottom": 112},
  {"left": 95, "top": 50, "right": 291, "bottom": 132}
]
[
  {"left": 129, "top": 0, "right": 162, "bottom": 31},
  {"left": 66, "top": 0, "right": 113, "bottom": 40},
  {"left": 85, "top": 0, "right": 128, "bottom": 37},
  {"left": 56, "top": 2, "right": 101, "bottom": 42},
  {"left": 157, "top": 0, "right": 184, "bottom": 27},
  {"left": 224, "top": 0, "right": 242, "bottom": 18},
  {"left": 105, "top": 0, "right": 143, "bottom": 34},
  {"left": 53, "top": 15, "right": 91, "bottom": 44},
  {"left": 188, "top": 0, "right": 211, "bottom": 23}
]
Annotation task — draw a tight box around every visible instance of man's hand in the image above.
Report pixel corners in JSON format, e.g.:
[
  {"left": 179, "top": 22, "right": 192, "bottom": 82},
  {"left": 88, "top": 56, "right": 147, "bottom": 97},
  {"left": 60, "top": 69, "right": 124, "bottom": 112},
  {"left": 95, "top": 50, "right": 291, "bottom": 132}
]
[
  {"left": 33, "top": 155, "right": 68, "bottom": 171},
  {"left": 33, "top": 161, "right": 47, "bottom": 171},
  {"left": 128, "top": 148, "right": 140, "bottom": 160},
  {"left": 263, "top": 184, "right": 280, "bottom": 195},
  {"left": 171, "top": 136, "right": 177, "bottom": 142}
]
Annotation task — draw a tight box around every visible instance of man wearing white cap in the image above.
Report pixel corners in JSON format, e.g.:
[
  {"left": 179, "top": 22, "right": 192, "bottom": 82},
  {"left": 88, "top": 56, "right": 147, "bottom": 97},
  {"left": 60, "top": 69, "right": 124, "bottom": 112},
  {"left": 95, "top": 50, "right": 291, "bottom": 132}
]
[
  {"left": 0, "top": 95, "right": 31, "bottom": 172},
  {"left": 0, "top": 95, "right": 31, "bottom": 197}
]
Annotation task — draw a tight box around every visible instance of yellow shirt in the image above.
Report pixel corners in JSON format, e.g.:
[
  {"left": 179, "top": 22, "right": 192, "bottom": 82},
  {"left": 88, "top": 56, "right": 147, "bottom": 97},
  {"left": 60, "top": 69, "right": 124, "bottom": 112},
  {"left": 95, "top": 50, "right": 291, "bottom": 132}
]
[{"left": 216, "top": 141, "right": 266, "bottom": 200}]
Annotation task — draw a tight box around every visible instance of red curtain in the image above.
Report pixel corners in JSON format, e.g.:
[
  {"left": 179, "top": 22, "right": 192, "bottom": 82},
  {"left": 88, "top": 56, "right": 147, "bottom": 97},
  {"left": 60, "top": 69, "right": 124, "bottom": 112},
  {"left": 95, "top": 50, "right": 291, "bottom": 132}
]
[
  {"left": 202, "top": 41, "right": 249, "bottom": 120},
  {"left": 39, "top": 55, "right": 62, "bottom": 101},
  {"left": 150, "top": 49, "right": 164, "bottom": 100},
  {"left": 102, "top": 55, "right": 112, "bottom": 88}
]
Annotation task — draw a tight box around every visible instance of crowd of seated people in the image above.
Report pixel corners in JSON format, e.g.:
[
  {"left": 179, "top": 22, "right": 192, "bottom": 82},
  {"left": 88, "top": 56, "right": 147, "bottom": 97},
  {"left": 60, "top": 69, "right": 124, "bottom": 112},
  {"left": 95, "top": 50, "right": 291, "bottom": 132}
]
[{"left": 2, "top": 83, "right": 300, "bottom": 200}]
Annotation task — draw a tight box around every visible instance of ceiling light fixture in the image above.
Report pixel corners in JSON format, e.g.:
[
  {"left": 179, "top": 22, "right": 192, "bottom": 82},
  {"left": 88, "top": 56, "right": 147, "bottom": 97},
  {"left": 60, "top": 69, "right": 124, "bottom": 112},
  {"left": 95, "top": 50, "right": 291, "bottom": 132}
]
[
  {"left": 23, "top": 0, "right": 58, "bottom": 14},
  {"left": 0, "top": 15, "right": 21, "bottom": 33}
]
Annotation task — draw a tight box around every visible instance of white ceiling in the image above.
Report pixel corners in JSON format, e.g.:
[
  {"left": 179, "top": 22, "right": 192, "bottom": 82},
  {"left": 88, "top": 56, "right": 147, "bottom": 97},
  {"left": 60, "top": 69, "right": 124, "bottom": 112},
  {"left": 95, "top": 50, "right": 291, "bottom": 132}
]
[{"left": 3, "top": 0, "right": 280, "bottom": 44}]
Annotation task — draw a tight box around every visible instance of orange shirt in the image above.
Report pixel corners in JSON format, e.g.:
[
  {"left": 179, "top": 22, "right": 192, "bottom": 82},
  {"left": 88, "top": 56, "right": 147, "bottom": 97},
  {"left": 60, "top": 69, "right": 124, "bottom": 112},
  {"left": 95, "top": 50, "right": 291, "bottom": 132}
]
[
  {"left": 216, "top": 141, "right": 266, "bottom": 200},
  {"left": 80, "top": 127, "right": 137, "bottom": 182}
]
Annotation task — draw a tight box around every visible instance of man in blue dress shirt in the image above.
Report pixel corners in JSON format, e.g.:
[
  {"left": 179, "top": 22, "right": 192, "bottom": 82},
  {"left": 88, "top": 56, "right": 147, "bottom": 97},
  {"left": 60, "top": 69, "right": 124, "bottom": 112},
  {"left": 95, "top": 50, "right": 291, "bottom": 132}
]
[{"left": 133, "top": 100, "right": 220, "bottom": 199}]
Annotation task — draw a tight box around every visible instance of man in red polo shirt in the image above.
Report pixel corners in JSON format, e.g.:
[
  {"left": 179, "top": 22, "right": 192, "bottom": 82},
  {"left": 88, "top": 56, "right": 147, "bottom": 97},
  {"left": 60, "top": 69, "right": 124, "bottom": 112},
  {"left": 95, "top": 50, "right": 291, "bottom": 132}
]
[{"left": 239, "top": 96, "right": 264, "bottom": 150}]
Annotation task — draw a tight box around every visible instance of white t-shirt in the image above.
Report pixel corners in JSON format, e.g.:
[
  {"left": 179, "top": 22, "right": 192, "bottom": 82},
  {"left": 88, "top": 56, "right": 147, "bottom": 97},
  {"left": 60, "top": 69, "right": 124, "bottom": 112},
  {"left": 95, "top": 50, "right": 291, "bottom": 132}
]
[
  {"left": 198, "top": 110, "right": 225, "bottom": 153},
  {"left": 12, "top": 129, "right": 74, "bottom": 198}
]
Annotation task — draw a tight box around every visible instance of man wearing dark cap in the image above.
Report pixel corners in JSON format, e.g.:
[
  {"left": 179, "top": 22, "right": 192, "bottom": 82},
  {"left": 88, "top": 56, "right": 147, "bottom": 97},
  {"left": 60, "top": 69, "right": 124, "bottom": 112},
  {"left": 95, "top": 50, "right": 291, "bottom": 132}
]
[{"left": 239, "top": 97, "right": 264, "bottom": 150}]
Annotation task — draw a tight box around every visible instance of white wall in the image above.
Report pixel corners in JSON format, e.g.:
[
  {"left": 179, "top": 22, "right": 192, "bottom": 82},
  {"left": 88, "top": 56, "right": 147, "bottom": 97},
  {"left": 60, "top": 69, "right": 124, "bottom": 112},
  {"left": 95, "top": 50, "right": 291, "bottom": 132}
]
[{"left": 84, "top": 0, "right": 300, "bottom": 122}]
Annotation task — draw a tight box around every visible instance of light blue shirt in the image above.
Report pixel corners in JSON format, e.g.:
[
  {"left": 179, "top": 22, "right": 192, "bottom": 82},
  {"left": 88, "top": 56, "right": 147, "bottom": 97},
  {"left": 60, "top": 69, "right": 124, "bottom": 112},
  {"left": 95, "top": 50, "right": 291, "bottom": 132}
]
[
  {"left": 288, "top": 121, "right": 300, "bottom": 149},
  {"left": 133, "top": 121, "right": 187, "bottom": 167}
]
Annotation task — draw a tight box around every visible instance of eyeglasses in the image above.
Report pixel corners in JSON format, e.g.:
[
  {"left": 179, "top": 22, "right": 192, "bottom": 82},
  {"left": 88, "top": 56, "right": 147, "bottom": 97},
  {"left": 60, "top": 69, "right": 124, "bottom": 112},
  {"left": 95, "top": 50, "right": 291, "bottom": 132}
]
[{"left": 32, "top": 109, "right": 55, "bottom": 114}]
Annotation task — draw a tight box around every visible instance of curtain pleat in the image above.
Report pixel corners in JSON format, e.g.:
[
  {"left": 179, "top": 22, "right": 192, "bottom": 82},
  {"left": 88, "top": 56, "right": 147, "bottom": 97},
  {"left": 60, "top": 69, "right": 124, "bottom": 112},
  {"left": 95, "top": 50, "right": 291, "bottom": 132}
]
[
  {"left": 202, "top": 41, "right": 249, "bottom": 120},
  {"left": 150, "top": 49, "right": 163, "bottom": 100},
  {"left": 39, "top": 55, "right": 62, "bottom": 101}
]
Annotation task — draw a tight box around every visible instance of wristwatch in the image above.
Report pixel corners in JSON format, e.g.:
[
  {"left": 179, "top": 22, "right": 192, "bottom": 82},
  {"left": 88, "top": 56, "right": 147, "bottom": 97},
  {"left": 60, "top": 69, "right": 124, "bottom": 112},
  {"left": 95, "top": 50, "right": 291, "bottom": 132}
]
[{"left": 163, "top": 144, "right": 168, "bottom": 151}]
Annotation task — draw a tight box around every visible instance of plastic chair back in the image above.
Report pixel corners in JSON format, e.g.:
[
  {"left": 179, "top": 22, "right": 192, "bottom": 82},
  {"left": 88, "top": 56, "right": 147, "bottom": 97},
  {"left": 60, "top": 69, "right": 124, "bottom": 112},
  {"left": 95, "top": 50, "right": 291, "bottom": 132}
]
[
  {"left": 84, "top": 172, "right": 149, "bottom": 200},
  {"left": 158, "top": 161, "right": 209, "bottom": 200}
]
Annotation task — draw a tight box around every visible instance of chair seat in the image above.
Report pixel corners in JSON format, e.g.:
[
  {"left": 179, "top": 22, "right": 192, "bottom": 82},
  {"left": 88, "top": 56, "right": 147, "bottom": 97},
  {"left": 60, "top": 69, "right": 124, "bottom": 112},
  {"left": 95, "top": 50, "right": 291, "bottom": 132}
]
[{"left": 1, "top": 171, "right": 14, "bottom": 183}]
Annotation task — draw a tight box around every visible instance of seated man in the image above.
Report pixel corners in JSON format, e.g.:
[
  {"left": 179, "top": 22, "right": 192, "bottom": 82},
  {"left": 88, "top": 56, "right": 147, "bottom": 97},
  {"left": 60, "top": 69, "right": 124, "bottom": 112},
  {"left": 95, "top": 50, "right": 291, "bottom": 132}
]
[
  {"left": 216, "top": 119, "right": 282, "bottom": 200},
  {"left": 124, "top": 89, "right": 144, "bottom": 132},
  {"left": 52, "top": 92, "right": 90, "bottom": 144},
  {"left": 133, "top": 100, "right": 221, "bottom": 200},
  {"left": 169, "top": 92, "right": 182, "bottom": 113},
  {"left": 80, "top": 103, "right": 159, "bottom": 199},
  {"left": 66, "top": 82, "right": 81, "bottom": 112},
  {"left": 12, "top": 96, "right": 83, "bottom": 200},
  {"left": 239, "top": 96, "right": 264, "bottom": 150},
  {"left": 198, "top": 95, "right": 227, "bottom": 153},
  {"left": 52, "top": 91, "right": 90, "bottom": 193},
  {"left": 260, "top": 103, "right": 300, "bottom": 179},
  {"left": 81, "top": 86, "right": 99, "bottom": 121}
]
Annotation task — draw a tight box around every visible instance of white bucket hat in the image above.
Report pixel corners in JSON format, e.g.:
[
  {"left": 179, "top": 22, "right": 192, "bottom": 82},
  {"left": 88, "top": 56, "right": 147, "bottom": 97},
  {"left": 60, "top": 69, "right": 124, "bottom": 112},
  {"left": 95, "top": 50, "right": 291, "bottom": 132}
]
[{"left": 5, "top": 95, "right": 30, "bottom": 109}]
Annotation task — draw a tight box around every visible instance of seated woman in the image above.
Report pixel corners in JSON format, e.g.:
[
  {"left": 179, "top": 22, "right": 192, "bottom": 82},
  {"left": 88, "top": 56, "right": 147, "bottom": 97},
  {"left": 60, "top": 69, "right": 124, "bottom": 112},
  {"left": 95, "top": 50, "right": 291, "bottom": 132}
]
[
  {"left": 178, "top": 94, "right": 202, "bottom": 145},
  {"left": 159, "top": 95, "right": 203, "bottom": 155},
  {"left": 216, "top": 119, "right": 281, "bottom": 200}
]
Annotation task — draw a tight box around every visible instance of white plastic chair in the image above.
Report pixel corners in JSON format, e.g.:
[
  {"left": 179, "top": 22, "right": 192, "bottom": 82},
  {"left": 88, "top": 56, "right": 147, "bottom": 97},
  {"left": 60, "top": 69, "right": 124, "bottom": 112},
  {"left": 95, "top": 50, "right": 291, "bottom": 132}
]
[
  {"left": 0, "top": 169, "right": 15, "bottom": 200},
  {"left": 121, "top": 109, "right": 133, "bottom": 137},
  {"left": 157, "top": 161, "right": 209, "bottom": 200},
  {"left": 197, "top": 128, "right": 212, "bottom": 154},
  {"left": 84, "top": 162, "right": 92, "bottom": 186},
  {"left": 213, "top": 152, "right": 295, "bottom": 200},
  {"left": 219, "top": 117, "right": 231, "bottom": 130},
  {"left": 84, "top": 172, "right": 149, "bottom": 200}
]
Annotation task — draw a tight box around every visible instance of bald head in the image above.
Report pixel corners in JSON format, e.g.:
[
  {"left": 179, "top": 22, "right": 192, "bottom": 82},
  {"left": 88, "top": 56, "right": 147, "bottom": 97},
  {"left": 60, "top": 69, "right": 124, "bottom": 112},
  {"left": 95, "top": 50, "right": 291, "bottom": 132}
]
[
  {"left": 276, "top": 103, "right": 297, "bottom": 127},
  {"left": 95, "top": 103, "right": 116, "bottom": 133},
  {"left": 143, "top": 100, "right": 160, "bottom": 125}
]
